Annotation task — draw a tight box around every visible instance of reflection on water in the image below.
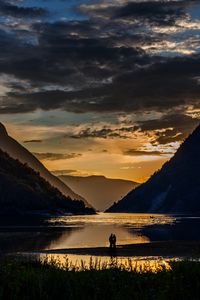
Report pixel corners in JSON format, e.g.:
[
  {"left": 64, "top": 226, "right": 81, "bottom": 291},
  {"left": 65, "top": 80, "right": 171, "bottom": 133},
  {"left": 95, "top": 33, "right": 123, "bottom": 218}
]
[
  {"left": 47, "top": 224, "right": 149, "bottom": 249},
  {"left": 46, "top": 213, "right": 175, "bottom": 249},
  {"left": 49, "top": 213, "right": 175, "bottom": 227},
  {"left": 0, "top": 229, "right": 72, "bottom": 253},
  {"left": 2, "top": 213, "right": 200, "bottom": 255}
]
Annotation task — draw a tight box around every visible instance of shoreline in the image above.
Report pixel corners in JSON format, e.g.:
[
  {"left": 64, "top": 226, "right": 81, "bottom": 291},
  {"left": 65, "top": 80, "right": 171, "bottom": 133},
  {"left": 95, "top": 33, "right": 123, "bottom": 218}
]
[{"left": 31, "top": 240, "right": 200, "bottom": 258}]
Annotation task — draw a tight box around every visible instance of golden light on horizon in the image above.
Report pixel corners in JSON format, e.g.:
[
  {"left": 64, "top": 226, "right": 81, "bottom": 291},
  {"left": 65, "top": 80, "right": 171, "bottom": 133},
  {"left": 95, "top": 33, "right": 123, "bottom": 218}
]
[{"left": 1, "top": 119, "right": 178, "bottom": 183}]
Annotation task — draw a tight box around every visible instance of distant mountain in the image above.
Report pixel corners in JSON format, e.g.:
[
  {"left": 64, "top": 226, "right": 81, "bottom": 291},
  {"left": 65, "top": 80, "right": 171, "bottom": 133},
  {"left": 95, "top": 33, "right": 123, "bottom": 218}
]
[
  {"left": 107, "top": 124, "right": 200, "bottom": 214},
  {"left": 0, "top": 149, "right": 95, "bottom": 215},
  {"left": 58, "top": 175, "right": 139, "bottom": 211},
  {"left": 0, "top": 123, "right": 92, "bottom": 208}
]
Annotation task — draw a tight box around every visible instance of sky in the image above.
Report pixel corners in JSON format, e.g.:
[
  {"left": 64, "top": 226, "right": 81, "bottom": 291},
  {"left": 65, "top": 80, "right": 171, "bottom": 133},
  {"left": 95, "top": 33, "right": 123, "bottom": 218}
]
[{"left": 0, "top": 0, "right": 200, "bottom": 183}]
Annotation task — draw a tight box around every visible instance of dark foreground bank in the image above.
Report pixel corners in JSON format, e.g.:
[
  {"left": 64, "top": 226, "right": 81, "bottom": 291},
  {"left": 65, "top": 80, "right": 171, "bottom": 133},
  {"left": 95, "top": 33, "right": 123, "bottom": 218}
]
[
  {"left": 34, "top": 240, "right": 200, "bottom": 258},
  {"left": 0, "top": 258, "right": 200, "bottom": 300}
]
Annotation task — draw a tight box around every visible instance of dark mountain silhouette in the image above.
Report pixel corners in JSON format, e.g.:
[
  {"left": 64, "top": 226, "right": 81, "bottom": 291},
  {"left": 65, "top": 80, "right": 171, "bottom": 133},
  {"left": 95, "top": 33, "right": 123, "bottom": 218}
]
[
  {"left": 107, "top": 124, "right": 200, "bottom": 214},
  {"left": 0, "top": 149, "right": 95, "bottom": 216},
  {"left": 0, "top": 123, "right": 92, "bottom": 208},
  {"left": 58, "top": 175, "right": 139, "bottom": 211}
]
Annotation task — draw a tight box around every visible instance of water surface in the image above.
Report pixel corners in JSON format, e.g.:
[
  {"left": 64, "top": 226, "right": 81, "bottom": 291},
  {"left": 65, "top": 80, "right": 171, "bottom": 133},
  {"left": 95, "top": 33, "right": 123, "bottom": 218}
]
[
  {"left": 46, "top": 213, "right": 175, "bottom": 249},
  {"left": 2, "top": 212, "right": 200, "bottom": 255},
  {"left": 2, "top": 212, "right": 200, "bottom": 267},
  {"left": 0, "top": 213, "right": 176, "bottom": 252}
]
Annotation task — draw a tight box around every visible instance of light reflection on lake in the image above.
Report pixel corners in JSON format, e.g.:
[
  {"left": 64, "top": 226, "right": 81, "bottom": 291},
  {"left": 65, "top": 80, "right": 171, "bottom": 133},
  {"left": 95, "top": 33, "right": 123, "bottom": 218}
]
[
  {"left": 46, "top": 213, "right": 175, "bottom": 249},
  {"left": 49, "top": 213, "right": 175, "bottom": 227},
  {"left": 47, "top": 224, "right": 149, "bottom": 249},
  {"left": 3, "top": 212, "right": 200, "bottom": 254}
]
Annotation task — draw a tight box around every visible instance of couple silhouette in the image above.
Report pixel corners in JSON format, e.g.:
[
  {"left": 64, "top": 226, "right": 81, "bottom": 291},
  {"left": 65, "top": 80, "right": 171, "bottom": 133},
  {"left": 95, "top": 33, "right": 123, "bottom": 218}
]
[{"left": 109, "top": 233, "right": 116, "bottom": 250}]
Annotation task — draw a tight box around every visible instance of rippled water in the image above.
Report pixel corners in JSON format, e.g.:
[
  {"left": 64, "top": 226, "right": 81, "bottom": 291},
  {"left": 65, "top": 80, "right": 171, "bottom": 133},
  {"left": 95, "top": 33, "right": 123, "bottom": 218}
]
[
  {"left": 49, "top": 213, "right": 174, "bottom": 227},
  {"left": 46, "top": 213, "right": 175, "bottom": 249},
  {"left": 0, "top": 213, "right": 176, "bottom": 253},
  {"left": 2, "top": 212, "right": 200, "bottom": 257}
]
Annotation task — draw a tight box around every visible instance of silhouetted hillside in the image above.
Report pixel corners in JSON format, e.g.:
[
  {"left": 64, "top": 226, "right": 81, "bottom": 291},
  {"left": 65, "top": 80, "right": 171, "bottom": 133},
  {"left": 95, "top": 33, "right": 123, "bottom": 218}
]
[
  {"left": 0, "top": 149, "right": 95, "bottom": 216},
  {"left": 0, "top": 123, "right": 92, "bottom": 208},
  {"left": 107, "top": 124, "right": 200, "bottom": 214},
  {"left": 59, "top": 175, "right": 138, "bottom": 211}
]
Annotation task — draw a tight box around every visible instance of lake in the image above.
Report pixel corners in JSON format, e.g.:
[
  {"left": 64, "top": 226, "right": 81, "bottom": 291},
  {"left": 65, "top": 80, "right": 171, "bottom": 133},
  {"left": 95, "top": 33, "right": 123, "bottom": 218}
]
[
  {"left": 1, "top": 212, "right": 200, "bottom": 251},
  {"left": 46, "top": 213, "right": 175, "bottom": 249},
  {"left": 1, "top": 213, "right": 200, "bottom": 265}
]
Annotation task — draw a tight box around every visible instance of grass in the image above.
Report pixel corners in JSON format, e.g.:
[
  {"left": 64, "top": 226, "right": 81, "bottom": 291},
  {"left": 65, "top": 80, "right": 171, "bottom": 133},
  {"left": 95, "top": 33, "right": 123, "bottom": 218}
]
[{"left": 0, "top": 257, "right": 200, "bottom": 300}]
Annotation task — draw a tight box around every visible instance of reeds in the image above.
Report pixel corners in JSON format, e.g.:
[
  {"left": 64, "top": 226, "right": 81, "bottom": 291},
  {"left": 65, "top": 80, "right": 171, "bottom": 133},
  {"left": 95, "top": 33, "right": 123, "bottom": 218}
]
[
  {"left": 40, "top": 255, "right": 171, "bottom": 272},
  {"left": 0, "top": 257, "right": 199, "bottom": 300}
]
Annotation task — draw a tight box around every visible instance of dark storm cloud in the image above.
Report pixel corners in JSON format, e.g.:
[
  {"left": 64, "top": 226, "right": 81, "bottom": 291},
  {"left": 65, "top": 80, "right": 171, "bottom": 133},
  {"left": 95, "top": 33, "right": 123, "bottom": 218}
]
[
  {"left": 80, "top": 0, "right": 200, "bottom": 26},
  {"left": 139, "top": 113, "right": 200, "bottom": 144},
  {"left": 0, "top": 0, "right": 200, "bottom": 140},
  {"left": 0, "top": 20, "right": 146, "bottom": 85},
  {"left": 0, "top": 0, "right": 47, "bottom": 18},
  {"left": 1, "top": 1, "right": 200, "bottom": 112},
  {"left": 114, "top": 1, "right": 186, "bottom": 25},
  {"left": 3, "top": 55, "right": 200, "bottom": 114}
]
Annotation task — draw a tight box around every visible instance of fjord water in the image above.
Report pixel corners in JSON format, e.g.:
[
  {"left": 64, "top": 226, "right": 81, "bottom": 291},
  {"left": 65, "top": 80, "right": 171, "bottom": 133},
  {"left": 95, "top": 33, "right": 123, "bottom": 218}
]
[
  {"left": 46, "top": 213, "right": 175, "bottom": 249},
  {"left": 2, "top": 212, "right": 200, "bottom": 253},
  {"left": 0, "top": 213, "right": 168, "bottom": 253},
  {"left": 2, "top": 213, "right": 200, "bottom": 267}
]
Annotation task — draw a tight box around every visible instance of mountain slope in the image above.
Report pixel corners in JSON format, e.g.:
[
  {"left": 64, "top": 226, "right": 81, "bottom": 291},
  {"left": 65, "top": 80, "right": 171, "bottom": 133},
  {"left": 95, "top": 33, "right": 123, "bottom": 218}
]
[
  {"left": 58, "top": 175, "right": 139, "bottom": 211},
  {"left": 0, "top": 123, "right": 91, "bottom": 208},
  {"left": 107, "top": 124, "right": 200, "bottom": 214},
  {"left": 0, "top": 149, "right": 95, "bottom": 215}
]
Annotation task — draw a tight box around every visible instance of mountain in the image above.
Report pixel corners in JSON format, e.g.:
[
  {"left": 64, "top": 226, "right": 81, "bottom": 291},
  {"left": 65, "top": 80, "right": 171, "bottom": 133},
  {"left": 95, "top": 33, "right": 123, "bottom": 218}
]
[
  {"left": 0, "top": 149, "right": 95, "bottom": 215},
  {"left": 0, "top": 123, "right": 92, "bottom": 208},
  {"left": 107, "top": 124, "right": 200, "bottom": 214},
  {"left": 58, "top": 175, "right": 139, "bottom": 211}
]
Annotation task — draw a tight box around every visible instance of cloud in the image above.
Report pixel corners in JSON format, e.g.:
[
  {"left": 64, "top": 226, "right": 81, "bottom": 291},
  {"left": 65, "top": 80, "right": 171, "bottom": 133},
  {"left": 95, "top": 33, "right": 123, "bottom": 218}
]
[
  {"left": 114, "top": 1, "right": 186, "bottom": 26},
  {"left": 123, "top": 149, "right": 171, "bottom": 157},
  {"left": 2, "top": 54, "right": 200, "bottom": 116},
  {"left": 1, "top": 1, "right": 199, "bottom": 115},
  {"left": 0, "top": 1, "right": 48, "bottom": 18},
  {"left": 69, "top": 128, "right": 123, "bottom": 139},
  {"left": 23, "top": 139, "right": 43, "bottom": 143},
  {"left": 0, "top": 0, "right": 200, "bottom": 144},
  {"left": 102, "top": 149, "right": 108, "bottom": 153},
  {"left": 33, "top": 152, "right": 82, "bottom": 161},
  {"left": 138, "top": 113, "right": 200, "bottom": 144},
  {"left": 51, "top": 169, "right": 78, "bottom": 176},
  {"left": 80, "top": 0, "right": 200, "bottom": 27},
  {"left": 68, "top": 126, "right": 138, "bottom": 139}
]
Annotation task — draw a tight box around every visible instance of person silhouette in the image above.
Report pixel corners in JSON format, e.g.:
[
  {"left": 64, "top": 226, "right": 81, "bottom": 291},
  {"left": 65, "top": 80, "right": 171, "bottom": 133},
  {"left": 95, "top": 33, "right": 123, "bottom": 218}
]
[
  {"left": 113, "top": 234, "right": 116, "bottom": 250},
  {"left": 109, "top": 233, "right": 117, "bottom": 250},
  {"left": 109, "top": 233, "right": 113, "bottom": 249}
]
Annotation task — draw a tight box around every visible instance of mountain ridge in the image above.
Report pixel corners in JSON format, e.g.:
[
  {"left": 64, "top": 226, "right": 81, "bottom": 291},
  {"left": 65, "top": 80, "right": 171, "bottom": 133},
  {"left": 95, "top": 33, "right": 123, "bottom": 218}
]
[
  {"left": 59, "top": 175, "right": 139, "bottom": 211},
  {"left": 0, "top": 123, "right": 92, "bottom": 208},
  {"left": 107, "top": 124, "right": 200, "bottom": 214},
  {"left": 0, "top": 149, "right": 95, "bottom": 216}
]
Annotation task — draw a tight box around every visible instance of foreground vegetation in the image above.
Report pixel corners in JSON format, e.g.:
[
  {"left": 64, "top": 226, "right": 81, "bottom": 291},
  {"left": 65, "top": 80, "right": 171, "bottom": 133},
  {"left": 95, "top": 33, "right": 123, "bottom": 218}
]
[{"left": 0, "top": 257, "right": 200, "bottom": 300}]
